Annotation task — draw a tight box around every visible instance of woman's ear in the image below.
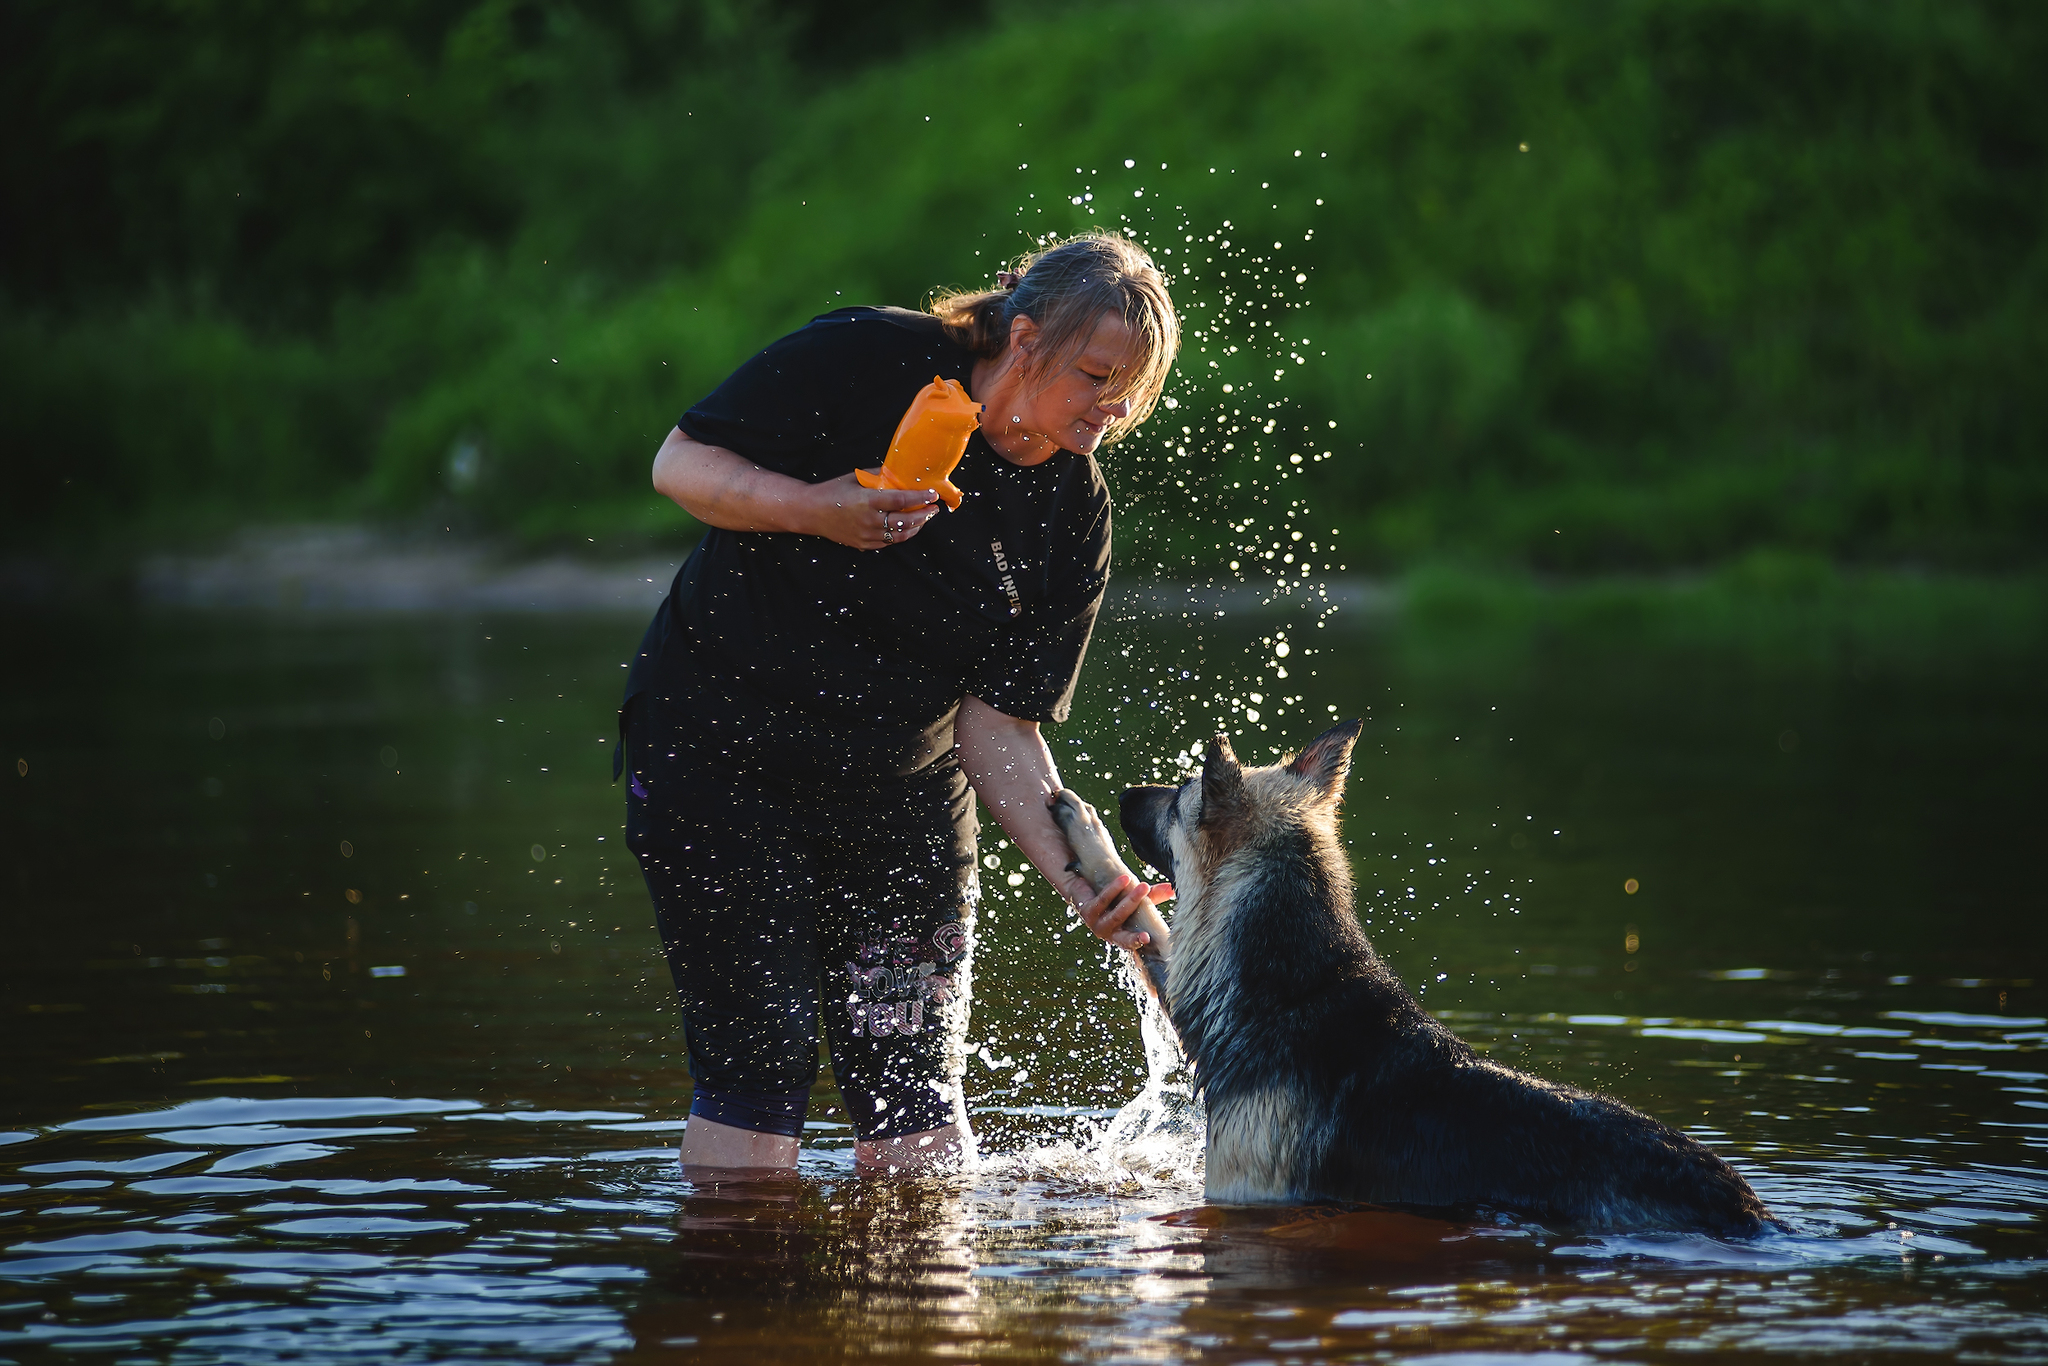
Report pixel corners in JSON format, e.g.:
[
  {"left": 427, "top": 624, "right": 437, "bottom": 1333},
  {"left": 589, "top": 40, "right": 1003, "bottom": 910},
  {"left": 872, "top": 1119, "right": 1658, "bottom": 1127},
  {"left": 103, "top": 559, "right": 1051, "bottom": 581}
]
[{"left": 1007, "top": 313, "right": 1039, "bottom": 355}]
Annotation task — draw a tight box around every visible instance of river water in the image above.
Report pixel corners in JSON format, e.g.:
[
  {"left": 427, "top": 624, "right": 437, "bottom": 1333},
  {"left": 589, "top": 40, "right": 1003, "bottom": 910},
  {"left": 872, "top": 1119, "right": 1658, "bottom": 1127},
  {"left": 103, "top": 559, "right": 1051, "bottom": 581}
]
[{"left": 3, "top": 580, "right": 2045, "bottom": 1363}]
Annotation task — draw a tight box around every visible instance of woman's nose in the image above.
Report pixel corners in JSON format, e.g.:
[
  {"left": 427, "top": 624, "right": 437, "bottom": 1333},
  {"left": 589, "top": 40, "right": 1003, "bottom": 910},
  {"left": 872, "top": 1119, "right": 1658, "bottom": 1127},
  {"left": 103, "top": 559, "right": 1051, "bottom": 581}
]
[{"left": 1099, "top": 396, "right": 1132, "bottom": 420}]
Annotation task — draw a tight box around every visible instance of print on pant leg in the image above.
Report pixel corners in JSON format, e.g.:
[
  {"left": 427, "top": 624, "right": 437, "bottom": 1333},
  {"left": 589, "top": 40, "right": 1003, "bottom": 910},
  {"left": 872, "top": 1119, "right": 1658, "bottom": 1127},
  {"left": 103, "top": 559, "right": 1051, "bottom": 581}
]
[
  {"left": 836, "top": 881, "right": 980, "bottom": 1134},
  {"left": 843, "top": 913, "right": 969, "bottom": 1039},
  {"left": 819, "top": 775, "right": 979, "bottom": 1138}
]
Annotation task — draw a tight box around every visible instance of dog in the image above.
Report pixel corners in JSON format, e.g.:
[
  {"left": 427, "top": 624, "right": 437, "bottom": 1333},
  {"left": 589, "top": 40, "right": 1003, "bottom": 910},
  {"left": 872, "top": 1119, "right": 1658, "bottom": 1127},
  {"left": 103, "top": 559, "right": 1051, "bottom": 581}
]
[{"left": 1105, "top": 720, "right": 1773, "bottom": 1235}]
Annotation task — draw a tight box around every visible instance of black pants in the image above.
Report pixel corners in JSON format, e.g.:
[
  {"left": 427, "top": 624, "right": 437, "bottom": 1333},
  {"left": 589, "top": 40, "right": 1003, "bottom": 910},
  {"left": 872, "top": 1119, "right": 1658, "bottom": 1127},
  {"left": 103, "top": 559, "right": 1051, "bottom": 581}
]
[{"left": 624, "top": 723, "right": 979, "bottom": 1142}]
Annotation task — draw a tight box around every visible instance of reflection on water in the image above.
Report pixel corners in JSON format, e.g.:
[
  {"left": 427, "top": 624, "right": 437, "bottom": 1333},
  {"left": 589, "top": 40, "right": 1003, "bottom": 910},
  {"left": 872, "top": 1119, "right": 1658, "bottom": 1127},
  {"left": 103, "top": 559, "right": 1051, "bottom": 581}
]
[{"left": 2, "top": 601, "right": 2045, "bottom": 1361}]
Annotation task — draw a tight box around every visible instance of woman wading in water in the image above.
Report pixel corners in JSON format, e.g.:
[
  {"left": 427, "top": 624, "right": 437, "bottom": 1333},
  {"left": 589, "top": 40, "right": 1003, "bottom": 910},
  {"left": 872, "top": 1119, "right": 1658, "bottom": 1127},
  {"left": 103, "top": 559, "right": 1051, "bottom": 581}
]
[{"left": 621, "top": 231, "right": 1179, "bottom": 1173}]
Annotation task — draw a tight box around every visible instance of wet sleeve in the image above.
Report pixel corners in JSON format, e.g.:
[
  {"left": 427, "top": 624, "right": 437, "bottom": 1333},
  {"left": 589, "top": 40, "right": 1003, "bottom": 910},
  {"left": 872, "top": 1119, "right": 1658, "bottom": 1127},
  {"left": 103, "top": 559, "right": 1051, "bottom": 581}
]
[
  {"left": 675, "top": 318, "right": 870, "bottom": 481},
  {"left": 963, "top": 592, "right": 1104, "bottom": 724},
  {"left": 963, "top": 476, "right": 1112, "bottom": 724}
]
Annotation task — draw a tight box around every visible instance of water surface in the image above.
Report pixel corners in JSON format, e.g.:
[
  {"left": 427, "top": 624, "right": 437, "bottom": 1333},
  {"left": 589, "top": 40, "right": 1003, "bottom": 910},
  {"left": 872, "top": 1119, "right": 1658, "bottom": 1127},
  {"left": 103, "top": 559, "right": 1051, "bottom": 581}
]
[{"left": 3, "top": 589, "right": 2044, "bottom": 1362}]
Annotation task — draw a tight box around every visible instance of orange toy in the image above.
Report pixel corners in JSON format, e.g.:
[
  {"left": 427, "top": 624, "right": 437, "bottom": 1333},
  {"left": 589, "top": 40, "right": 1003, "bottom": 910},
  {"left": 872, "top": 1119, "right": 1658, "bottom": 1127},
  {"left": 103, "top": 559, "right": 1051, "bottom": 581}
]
[{"left": 855, "top": 375, "right": 981, "bottom": 512}]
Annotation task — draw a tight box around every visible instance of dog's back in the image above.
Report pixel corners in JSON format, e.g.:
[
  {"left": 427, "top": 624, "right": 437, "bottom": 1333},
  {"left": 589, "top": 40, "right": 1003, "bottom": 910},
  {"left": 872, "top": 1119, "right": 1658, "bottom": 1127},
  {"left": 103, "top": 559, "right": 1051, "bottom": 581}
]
[
  {"left": 1121, "top": 722, "right": 1771, "bottom": 1235},
  {"left": 1292, "top": 979, "right": 1769, "bottom": 1232}
]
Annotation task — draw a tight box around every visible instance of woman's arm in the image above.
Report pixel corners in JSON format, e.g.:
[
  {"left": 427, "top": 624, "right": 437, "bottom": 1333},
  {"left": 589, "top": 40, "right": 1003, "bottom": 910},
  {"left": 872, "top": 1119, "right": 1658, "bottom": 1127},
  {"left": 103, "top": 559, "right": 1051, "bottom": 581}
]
[
  {"left": 651, "top": 426, "right": 938, "bottom": 551},
  {"left": 955, "top": 694, "right": 1166, "bottom": 950}
]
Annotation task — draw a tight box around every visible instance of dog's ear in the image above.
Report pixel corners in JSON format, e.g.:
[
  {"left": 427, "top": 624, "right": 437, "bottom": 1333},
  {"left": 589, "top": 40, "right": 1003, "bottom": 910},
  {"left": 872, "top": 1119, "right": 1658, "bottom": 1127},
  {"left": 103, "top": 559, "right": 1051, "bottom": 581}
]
[
  {"left": 1197, "top": 733, "right": 1245, "bottom": 824},
  {"left": 1287, "top": 719, "right": 1363, "bottom": 800}
]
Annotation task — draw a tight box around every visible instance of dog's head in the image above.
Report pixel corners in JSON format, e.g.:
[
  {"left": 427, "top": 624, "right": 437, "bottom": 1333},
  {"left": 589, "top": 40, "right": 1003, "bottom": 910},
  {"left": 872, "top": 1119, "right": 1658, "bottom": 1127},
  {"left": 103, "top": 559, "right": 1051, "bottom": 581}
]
[{"left": 1118, "top": 719, "right": 1363, "bottom": 895}]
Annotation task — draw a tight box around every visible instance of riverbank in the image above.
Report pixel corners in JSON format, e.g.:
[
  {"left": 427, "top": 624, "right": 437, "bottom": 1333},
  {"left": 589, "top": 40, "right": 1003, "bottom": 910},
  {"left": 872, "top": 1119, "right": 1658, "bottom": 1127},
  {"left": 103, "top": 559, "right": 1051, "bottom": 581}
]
[
  {"left": 1, "top": 525, "right": 1392, "bottom": 620},
  {"left": 4, "top": 528, "right": 2041, "bottom": 671}
]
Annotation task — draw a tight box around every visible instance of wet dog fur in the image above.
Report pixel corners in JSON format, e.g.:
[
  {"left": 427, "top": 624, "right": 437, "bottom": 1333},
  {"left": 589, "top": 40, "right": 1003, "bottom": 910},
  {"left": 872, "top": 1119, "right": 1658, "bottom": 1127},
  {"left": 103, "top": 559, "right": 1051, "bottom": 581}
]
[{"left": 1118, "top": 721, "right": 1773, "bottom": 1235}]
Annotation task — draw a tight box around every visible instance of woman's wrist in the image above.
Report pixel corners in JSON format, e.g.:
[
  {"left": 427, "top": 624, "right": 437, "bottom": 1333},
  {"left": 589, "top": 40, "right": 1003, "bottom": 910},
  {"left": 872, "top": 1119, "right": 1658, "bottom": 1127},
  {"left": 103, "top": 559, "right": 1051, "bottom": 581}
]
[
  {"left": 775, "top": 475, "right": 823, "bottom": 537},
  {"left": 741, "top": 465, "right": 838, "bottom": 538},
  {"left": 1060, "top": 868, "right": 1125, "bottom": 909}
]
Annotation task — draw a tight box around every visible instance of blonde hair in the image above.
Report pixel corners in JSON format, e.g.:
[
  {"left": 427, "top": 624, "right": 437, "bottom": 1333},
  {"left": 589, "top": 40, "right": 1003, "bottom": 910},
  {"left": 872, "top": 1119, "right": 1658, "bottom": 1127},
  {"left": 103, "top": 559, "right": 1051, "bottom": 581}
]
[{"left": 928, "top": 230, "right": 1180, "bottom": 445}]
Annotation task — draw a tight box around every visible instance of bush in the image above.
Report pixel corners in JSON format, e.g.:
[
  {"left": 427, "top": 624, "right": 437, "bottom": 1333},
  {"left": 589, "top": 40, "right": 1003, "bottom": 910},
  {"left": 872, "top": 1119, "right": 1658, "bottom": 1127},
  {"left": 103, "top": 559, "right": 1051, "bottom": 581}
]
[{"left": 5, "top": 0, "right": 2044, "bottom": 567}]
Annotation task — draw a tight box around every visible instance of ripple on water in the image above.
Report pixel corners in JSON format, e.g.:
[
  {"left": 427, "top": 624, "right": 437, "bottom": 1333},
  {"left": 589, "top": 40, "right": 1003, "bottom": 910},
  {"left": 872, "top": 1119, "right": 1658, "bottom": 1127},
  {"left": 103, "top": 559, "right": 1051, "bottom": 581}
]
[{"left": 0, "top": 1017, "right": 2044, "bottom": 1361}]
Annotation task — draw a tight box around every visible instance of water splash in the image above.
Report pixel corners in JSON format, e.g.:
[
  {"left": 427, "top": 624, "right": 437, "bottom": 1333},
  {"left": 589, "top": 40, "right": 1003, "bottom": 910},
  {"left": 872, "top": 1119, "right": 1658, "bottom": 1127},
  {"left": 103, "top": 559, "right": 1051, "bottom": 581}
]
[
  {"left": 1003, "top": 168, "right": 1346, "bottom": 762},
  {"left": 1096, "top": 956, "right": 1203, "bottom": 1183},
  {"left": 974, "top": 175, "right": 1347, "bottom": 1164},
  {"left": 979, "top": 170, "right": 1548, "bottom": 1148}
]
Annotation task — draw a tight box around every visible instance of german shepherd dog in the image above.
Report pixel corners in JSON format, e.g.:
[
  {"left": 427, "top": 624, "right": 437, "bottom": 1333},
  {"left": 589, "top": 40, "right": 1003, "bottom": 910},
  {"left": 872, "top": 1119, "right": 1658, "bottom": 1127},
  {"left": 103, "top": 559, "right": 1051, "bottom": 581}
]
[{"left": 1084, "top": 720, "right": 1772, "bottom": 1234}]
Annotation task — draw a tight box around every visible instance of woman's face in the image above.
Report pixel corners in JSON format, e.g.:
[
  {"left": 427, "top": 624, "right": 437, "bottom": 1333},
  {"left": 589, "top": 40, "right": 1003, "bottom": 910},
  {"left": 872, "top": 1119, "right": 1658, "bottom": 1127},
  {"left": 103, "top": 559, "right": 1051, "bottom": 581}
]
[{"left": 1014, "top": 312, "right": 1145, "bottom": 457}]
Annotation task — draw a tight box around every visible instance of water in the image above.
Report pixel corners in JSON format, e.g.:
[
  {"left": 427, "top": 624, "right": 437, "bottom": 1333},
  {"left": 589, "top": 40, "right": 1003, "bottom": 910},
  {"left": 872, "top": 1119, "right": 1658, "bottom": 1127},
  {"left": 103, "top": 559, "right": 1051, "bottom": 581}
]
[{"left": 4, "top": 591, "right": 2046, "bottom": 1362}]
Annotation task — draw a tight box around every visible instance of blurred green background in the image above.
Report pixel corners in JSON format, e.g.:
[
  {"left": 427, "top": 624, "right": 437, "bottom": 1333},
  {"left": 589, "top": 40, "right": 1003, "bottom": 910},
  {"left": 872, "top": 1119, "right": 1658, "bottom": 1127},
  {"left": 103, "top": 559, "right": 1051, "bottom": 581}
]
[{"left": 5, "top": 0, "right": 2044, "bottom": 572}]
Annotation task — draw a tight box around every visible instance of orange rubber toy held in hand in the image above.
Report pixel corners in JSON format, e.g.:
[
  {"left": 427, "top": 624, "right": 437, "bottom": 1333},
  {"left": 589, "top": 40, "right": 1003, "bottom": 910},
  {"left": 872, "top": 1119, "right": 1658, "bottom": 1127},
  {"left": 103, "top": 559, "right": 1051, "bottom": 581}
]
[{"left": 855, "top": 376, "right": 981, "bottom": 512}]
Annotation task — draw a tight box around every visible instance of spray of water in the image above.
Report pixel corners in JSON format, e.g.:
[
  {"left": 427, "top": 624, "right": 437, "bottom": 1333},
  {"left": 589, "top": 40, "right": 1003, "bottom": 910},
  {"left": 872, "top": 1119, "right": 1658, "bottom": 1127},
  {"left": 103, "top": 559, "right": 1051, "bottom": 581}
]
[
  {"left": 1093, "top": 953, "right": 1203, "bottom": 1180},
  {"left": 976, "top": 166, "right": 1354, "bottom": 1184},
  {"left": 972, "top": 164, "right": 1527, "bottom": 1188}
]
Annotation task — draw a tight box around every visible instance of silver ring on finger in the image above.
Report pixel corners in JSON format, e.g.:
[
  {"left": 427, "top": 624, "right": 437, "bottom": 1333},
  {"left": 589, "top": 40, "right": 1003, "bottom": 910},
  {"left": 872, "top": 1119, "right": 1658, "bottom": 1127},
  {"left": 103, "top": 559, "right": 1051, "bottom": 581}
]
[{"left": 882, "top": 527, "right": 894, "bottom": 544}]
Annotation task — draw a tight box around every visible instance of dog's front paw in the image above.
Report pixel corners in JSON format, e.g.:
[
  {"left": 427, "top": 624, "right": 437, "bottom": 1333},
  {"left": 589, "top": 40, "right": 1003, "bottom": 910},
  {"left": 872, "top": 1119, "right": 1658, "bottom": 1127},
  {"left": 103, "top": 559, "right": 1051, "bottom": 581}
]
[{"left": 1049, "top": 788, "right": 1129, "bottom": 892}]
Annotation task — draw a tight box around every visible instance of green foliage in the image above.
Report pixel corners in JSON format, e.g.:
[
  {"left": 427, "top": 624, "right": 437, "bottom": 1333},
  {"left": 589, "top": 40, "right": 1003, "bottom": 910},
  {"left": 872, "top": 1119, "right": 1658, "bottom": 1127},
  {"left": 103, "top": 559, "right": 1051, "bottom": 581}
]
[
  {"left": 4, "top": 0, "right": 2044, "bottom": 567},
  {"left": 0, "top": 0, "right": 990, "bottom": 319},
  {"left": 1395, "top": 556, "right": 2048, "bottom": 673}
]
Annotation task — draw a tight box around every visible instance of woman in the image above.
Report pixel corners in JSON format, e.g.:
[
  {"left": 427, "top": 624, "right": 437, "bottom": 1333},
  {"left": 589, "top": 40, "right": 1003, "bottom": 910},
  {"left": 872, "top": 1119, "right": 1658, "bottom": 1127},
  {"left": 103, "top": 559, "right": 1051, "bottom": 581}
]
[{"left": 622, "top": 230, "right": 1179, "bottom": 1174}]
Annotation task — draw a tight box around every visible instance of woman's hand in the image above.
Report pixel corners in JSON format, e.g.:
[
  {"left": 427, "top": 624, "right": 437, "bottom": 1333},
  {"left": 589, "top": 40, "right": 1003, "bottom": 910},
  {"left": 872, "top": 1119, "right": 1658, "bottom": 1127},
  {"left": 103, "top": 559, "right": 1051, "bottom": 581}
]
[
  {"left": 652, "top": 428, "right": 937, "bottom": 549},
  {"left": 803, "top": 471, "right": 940, "bottom": 551},
  {"left": 955, "top": 695, "right": 1175, "bottom": 951},
  {"left": 1069, "top": 873, "right": 1174, "bottom": 951}
]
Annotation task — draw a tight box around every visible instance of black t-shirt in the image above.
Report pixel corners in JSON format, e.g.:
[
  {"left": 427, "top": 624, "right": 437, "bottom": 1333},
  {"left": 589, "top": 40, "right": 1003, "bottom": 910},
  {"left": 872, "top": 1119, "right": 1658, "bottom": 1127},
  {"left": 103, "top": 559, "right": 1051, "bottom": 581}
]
[{"left": 625, "top": 307, "right": 1112, "bottom": 784}]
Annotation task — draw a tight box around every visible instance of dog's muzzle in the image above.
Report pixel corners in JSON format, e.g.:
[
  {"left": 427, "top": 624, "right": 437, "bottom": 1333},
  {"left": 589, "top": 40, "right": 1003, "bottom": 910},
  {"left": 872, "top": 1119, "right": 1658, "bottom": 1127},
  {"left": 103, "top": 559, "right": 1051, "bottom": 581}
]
[{"left": 1118, "top": 785, "right": 1179, "bottom": 883}]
